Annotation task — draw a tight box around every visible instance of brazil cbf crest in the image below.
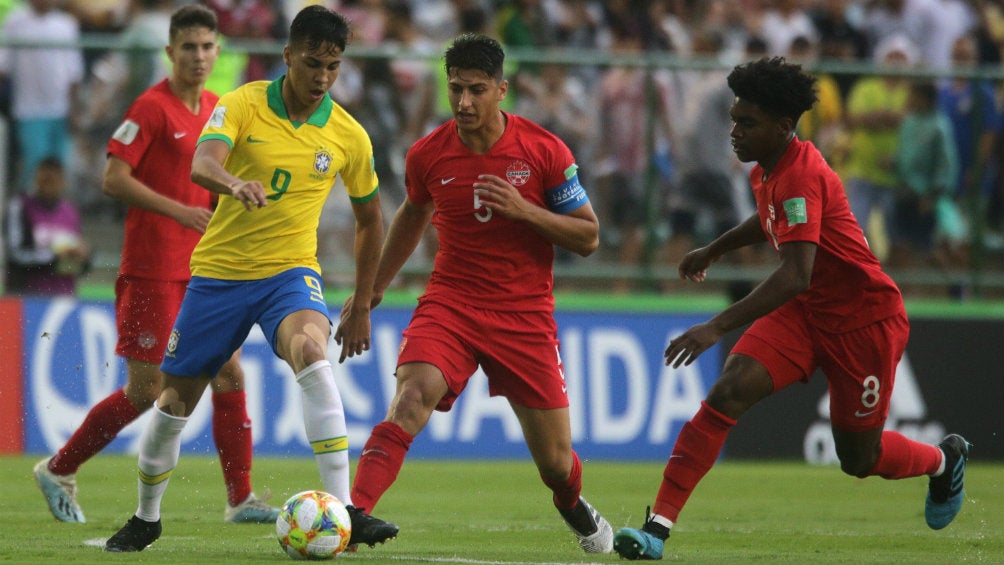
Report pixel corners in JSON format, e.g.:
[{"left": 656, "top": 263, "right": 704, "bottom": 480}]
[
  {"left": 165, "top": 328, "right": 180, "bottom": 357},
  {"left": 506, "top": 160, "right": 531, "bottom": 186},
  {"left": 314, "top": 148, "right": 333, "bottom": 175}
]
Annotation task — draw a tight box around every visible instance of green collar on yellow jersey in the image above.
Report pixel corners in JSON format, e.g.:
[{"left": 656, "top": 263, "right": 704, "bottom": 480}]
[{"left": 267, "top": 76, "right": 333, "bottom": 128}]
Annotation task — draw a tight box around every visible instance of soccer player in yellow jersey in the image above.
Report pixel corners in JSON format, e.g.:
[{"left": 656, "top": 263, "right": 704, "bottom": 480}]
[{"left": 105, "top": 5, "right": 397, "bottom": 553}]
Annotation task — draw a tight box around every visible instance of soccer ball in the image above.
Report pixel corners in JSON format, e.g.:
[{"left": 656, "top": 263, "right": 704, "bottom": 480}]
[{"left": 275, "top": 490, "right": 352, "bottom": 560}]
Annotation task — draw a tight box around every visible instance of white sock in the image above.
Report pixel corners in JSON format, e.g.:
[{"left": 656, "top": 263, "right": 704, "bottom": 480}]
[
  {"left": 932, "top": 447, "right": 947, "bottom": 477},
  {"left": 135, "top": 408, "right": 188, "bottom": 522},
  {"left": 296, "top": 360, "right": 351, "bottom": 505},
  {"left": 652, "top": 514, "right": 674, "bottom": 530}
]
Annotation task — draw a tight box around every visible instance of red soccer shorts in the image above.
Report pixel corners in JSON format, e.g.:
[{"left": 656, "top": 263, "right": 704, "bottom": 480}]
[
  {"left": 397, "top": 298, "right": 570, "bottom": 411},
  {"left": 114, "top": 276, "right": 187, "bottom": 364},
  {"left": 732, "top": 300, "right": 909, "bottom": 432}
]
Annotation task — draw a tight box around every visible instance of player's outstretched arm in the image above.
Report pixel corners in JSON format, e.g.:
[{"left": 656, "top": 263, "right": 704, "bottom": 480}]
[
  {"left": 679, "top": 214, "right": 766, "bottom": 282},
  {"left": 666, "top": 240, "right": 816, "bottom": 368}
]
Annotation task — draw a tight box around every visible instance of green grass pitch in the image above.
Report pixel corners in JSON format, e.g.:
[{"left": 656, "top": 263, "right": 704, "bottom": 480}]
[{"left": 2, "top": 455, "right": 1001, "bottom": 564}]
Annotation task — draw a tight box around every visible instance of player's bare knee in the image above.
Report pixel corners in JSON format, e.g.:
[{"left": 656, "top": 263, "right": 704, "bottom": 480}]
[
  {"left": 535, "top": 451, "right": 572, "bottom": 480},
  {"left": 123, "top": 383, "right": 160, "bottom": 410},
  {"left": 157, "top": 388, "right": 188, "bottom": 417},
  {"left": 705, "top": 384, "right": 746, "bottom": 419},
  {"left": 390, "top": 385, "right": 430, "bottom": 416},
  {"left": 287, "top": 328, "right": 328, "bottom": 371}
]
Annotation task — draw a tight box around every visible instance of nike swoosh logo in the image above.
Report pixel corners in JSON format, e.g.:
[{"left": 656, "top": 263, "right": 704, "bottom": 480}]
[
  {"left": 441, "top": 177, "right": 456, "bottom": 185},
  {"left": 854, "top": 409, "right": 877, "bottom": 417},
  {"left": 246, "top": 135, "right": 266, "bottom": 143},
  {"left": 173, "top": 132, "right": 186, "bottom": 138}
]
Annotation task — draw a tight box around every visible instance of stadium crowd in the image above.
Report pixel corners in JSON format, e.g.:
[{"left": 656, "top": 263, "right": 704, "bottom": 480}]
[{"left": 2, "top": 0, "right": 1003, "bottom": 298}]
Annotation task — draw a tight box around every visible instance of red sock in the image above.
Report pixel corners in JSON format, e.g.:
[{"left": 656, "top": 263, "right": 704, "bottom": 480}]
[
  {"left": 351, "top": 421, "right": 413, "bottom": 511},
  {"left": 213, "top": 390, "right": 253, "bottom": 506},
  {"left": 541, "top": 450, "right": 583, "bottom": 510},
  {"left": 868, "top": 430, "right": 943, "bottom": 479},
  {"left": 653, "top": 401, "right": 736, "bottom": 522},
  {"left": 49, "top": 389, "right": 141, "bottom": 476}
]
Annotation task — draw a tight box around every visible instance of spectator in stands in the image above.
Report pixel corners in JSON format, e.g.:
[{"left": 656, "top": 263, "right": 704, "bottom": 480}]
[
  {"left": 788, "top": 35, "right": 844, "bottom": 161},
  {"left": 665, "top": 27, "right": 751, "bottom": 300},
  {"left": 383, "top": 0, "right": 439, "bottom": 148},
  {"left": 0, "top": 0, "right": 84, "bottom": 193},
  {"left": 841, "top": 34, "right": 915, "bottom": 260},
  {"left": 859, "top": 0, "right": 975, "bottom": 69},
  {"left": 759, "top": 0, "right": 819, "bottom": 56},
  {"left": 891, "top": 80, "right": 959, "bottom": 280},
  {"left": 5, "top": 156, "right": 91, "bottom": 295},
  {"left": 936, "top": 32, "right": 1003, "bottom": 294},
  {"left": 810, "top": 0, "right": 869, "bottom": 99},
  {"left": 202, "top": 0, "right": 286, "bottom": 82},
  {"left": 593, "top": 20, "right": 675, "bottom": 290}
]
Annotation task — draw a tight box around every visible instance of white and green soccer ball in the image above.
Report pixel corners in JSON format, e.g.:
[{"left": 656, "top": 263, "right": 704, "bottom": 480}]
[{"left": 275, "top": 490, "right": 352, "bottom": 560}]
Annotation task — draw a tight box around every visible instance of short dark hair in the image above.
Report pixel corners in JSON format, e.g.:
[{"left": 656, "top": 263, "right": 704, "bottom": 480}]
[
  {"left": 169, "top": 4, "right": 217, "bottom": 41},
  {"left": 37, "top": 155, "right": 63, "bottom": 172},
  {"left": 909, "top": 80, "right": 938, "bottom": 107},
  {"left": 444, "top": 33, "right": 504, "bottom": 81},
  {"left": 289, "top": 5, "right": 351, "bottom": 54},
  {"left": 727, "top": 57, "right": 818, "bottom": 123}
]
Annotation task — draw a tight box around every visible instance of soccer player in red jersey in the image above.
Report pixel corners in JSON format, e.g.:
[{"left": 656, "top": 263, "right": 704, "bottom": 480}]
[
  {"left": 348, "top": 33, "right": 613, "bottom": 553},
  {"left": 33, "top": 5, "right": 277, "bottom": 526},
  {"left": 613, "top": 57, "right": 971, "bottom": 560}
]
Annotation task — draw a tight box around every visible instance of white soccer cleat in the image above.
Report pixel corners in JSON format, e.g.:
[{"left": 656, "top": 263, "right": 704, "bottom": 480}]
[
  {"left": 33, "top": 457, "right": 85, "bottom": 523},
  {"left": 559, "top": 496, "right": 614, "bottom": 553},
  {"left": 225, "top": 492, "right": 281, "bottom": 523}
]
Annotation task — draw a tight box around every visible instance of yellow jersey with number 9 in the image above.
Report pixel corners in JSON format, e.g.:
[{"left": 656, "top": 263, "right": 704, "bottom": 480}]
[{"left": 191, "top": 77, "right": 378, "bottom": 280}]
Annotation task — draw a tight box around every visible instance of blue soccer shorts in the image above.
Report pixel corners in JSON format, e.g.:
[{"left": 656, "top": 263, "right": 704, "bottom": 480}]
[{"left": 161, "top": 267, "right": 329, "bottom": 378}]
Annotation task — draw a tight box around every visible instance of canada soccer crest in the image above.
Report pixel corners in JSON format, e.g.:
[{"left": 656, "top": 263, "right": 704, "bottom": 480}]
[
  {"left": 506, "top": 160, "right": 531, "bottom": 186},
  {"left": 314, "top": 149, "right": 333, "bottom": 174}
]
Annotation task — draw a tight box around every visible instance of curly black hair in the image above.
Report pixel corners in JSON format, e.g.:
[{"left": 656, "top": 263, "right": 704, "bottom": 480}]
[{"left": 727, "top": 57, "right": 818, "bottom": 123}]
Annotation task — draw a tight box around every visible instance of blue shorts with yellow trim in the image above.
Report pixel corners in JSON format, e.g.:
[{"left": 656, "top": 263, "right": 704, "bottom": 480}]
[{"left": 161, "top": 267, "right": 329, "bottom": 378}]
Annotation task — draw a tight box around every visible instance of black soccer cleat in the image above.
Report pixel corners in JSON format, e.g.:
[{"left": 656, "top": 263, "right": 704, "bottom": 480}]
[
  {"left": 346, "top": 505, "right": 398, "bottom": 547},
  {"left": 104, "top": 515, "right": 162, "bottom": 552}
]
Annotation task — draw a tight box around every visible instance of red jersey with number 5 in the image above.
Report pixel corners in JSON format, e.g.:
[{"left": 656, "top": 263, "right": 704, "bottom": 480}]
[{"left": 405, "top": 113, "right": 582, "bottom": 311}]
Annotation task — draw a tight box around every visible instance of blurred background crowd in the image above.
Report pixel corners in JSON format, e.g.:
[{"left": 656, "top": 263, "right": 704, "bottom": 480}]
[{"left": 2, "top": 0, "right": 1003, "bottom": 300}]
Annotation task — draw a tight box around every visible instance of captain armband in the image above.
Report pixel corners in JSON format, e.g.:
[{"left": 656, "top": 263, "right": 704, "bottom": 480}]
[{"left": 545, "top": 174, "right": 589, "bottom": 214}]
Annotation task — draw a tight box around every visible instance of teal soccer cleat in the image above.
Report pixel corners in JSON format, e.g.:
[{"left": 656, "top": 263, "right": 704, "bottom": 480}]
[
  {"left": 925, "top": 434, "right": 971, "bottom": 530},
  {"left": 614, "top": 527, "right": 665, "bottom": 560},
  {"left": 225, "top": 492, "right": 281, "bottom": 524},
  {"left": 614, "top": 508, "right": 669, "bottom": 560}
]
